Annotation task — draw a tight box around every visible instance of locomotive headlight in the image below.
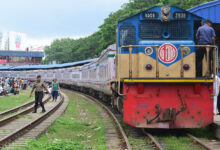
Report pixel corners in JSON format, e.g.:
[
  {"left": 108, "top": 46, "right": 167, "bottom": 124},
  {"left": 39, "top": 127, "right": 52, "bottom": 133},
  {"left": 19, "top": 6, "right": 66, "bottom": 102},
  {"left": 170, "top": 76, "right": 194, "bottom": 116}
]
[
  {"left": 145, "top": 47, "right": 153, "bottom": 55},
  {"left": 145, "top": 64, "right": 153, "bottom": 71},
  {"left": 183, "top": 64, "right": 190, "bottom": 71},
  {"left": 183, "top": 47, "right": 191, "bottom": 55}
]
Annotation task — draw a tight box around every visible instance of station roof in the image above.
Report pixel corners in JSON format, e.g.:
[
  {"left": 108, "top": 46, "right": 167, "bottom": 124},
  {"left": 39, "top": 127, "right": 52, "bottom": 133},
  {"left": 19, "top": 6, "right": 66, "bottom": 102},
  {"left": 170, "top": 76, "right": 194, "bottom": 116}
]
[
  {"left": 188, "top": 0, "right": 220, "bottom": 23},
  {"left": 0, "top": 51, "right": 45, "bottom": 57},
  {"left": 0, "top": 58, "right": 97, "bottom": 71},
  {"left": 0, "top": 66, "right": 14, "bottom": 70}
]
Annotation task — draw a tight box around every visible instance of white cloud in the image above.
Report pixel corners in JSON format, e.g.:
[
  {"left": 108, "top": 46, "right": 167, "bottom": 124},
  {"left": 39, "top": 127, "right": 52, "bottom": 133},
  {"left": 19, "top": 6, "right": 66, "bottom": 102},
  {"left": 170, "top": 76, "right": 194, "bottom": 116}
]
[{"left": 26, "top": 35, "right": 87, "bottom": 47}]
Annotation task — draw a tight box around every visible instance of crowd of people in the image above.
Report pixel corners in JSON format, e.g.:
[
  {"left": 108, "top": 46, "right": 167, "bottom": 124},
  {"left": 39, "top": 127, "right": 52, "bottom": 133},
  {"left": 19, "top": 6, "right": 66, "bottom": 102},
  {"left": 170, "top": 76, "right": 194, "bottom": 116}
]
[
  {"left": 0, "top": 75, "right": 60, "bottom": 114},
  {"left": 0, "top": 77, "right": 29, "bottom": 96}
]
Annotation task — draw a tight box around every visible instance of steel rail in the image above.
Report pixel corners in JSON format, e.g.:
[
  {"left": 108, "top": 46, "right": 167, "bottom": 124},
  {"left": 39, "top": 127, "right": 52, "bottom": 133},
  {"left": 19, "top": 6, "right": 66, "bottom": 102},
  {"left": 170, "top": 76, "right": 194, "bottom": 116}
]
[
  {"left": 71, "top": 90, "right": 132, "bottom": 150},
  {"left": 0, "top": 94, "right": 64, "bottom": 148},
  {"left": 142, "top": 129, "right": 164, "bottom": 150},
  {"left": 186, "top": 133, "right": 214, "bottom": 150},
  {"left": 0, "top": 99, "right": 35, "bottom": 118},
  {"left": 0, "top": 95, "right": 51, "bottom": 127}
]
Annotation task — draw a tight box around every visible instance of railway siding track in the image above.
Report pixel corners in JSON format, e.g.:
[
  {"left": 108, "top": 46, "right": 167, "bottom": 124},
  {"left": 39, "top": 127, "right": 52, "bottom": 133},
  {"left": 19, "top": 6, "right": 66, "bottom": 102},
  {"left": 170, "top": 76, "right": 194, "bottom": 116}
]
[
  {"left": 0, "top": 99, "right": 35, "bottom": 118},
  {"left": 69, "top": 90, "right": 132, "bottom": 150},
  {"left": 187, "top": 133, "right": 220, "bottom": 150},
  {"left": 142, "top": 129, "right": 164, "bottom": 150},
  {"left": 0, "top": 95, "right": 51, "bottom": 125},
  {"left": 0, "top": 93, "right": 66, "bottom": 148},
  {"left": 141, "top": 130, "right": 220, "bottom": 150}
]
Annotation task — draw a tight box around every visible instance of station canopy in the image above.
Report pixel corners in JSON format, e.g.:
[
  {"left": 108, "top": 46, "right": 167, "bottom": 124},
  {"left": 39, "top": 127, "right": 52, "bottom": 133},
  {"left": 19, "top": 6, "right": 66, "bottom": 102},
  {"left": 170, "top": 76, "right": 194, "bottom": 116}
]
[
  {"left": 188, "top": 0, "right": 220, "bottom": 23},
  {"left": 0, "top": 58, "right": 97, "bottom": 71}
]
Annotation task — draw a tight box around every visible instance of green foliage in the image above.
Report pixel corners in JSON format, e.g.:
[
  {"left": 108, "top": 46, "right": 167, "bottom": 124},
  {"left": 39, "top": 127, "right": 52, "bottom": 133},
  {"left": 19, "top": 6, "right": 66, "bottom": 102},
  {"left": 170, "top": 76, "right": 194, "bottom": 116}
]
[
  {"left": 25, "top": 139, "right": 86, "bottom": 150},
  {"left": 44, "top": 0, "right": 213, "bottom": 63}
]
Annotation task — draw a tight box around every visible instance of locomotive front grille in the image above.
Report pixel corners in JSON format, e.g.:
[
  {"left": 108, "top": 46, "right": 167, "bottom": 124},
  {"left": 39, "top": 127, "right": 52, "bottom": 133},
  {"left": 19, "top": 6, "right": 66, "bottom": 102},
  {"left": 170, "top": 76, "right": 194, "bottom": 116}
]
[{"left": 139, "top": 20, "right": 191, "bottom": 40}]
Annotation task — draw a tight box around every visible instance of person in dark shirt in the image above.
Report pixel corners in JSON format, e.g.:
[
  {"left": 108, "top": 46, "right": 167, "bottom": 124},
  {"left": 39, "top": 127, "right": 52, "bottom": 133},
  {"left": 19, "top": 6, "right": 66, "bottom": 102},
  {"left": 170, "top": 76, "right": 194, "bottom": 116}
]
[{"left": 196, "top": 19, "right": 216, "bottom": 77}]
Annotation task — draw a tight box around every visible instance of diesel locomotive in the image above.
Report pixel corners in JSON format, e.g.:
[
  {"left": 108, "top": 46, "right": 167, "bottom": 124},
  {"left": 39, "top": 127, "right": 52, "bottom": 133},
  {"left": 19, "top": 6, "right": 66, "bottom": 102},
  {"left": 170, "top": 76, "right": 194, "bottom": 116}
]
[
  {"left": 1, "top": 6, "right": 218, "bottom": 129},
  {"left": 116, "top": 6, "right": 218, "bottom": 128}
]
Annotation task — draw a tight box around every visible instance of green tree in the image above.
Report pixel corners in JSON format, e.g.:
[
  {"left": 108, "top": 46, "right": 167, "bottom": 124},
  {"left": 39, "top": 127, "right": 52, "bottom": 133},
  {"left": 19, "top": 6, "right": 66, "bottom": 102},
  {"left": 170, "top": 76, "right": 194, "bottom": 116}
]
[{"left": 43, "top": 0, "right": 213, "bottom": 64}]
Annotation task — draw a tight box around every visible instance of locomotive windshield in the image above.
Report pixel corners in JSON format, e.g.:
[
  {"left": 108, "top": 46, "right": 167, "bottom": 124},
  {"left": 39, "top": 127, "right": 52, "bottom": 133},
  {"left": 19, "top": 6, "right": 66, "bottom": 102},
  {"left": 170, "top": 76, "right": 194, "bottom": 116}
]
[
  {"left": 119, "top": 20, "right": 192, "bottom": 46},
  {"left": 119, "top": 25, "right": 136, "bottom": 46}
]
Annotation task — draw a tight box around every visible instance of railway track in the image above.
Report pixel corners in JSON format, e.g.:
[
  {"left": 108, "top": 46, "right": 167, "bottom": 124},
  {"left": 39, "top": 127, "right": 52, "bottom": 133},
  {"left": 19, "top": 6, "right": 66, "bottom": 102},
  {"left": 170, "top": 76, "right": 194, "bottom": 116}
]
[
  {"left": 68, "top": 90, "right": 132, "bottom": 150},
  {"left": 0, "top": 94, "right": 64, "bottom": 148},
  {"left": 0, "top": 94, "right": 50, "bottom": 123},
  {"left": 0, "top": 97, "right": 36, "bottom": 118},
  {"left": 142, "top": 129, "right": 164, "bottom": 150},
  {"left": 141, "top": 129, "right": 220, "bottom": 150}
]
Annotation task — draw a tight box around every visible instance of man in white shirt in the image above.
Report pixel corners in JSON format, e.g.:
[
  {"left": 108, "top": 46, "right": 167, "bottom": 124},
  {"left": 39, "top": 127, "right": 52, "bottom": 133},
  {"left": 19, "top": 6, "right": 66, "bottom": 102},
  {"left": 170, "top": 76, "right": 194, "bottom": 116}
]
[{"left": 215, "top": 74, "right": 220, "bottom": 115}]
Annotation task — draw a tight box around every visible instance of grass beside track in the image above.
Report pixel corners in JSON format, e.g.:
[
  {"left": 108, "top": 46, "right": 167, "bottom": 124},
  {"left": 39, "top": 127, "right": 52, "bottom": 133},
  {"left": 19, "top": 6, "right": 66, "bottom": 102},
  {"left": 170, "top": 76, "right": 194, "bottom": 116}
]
[
  {"left": 23, "top": 90, "right": 106, "bottom": 150},
  {"left": 154, "top": 135, "right": 202, "bottom": 150},
  {"left": 0, "top": 88, "right": 32, "bottom": 113}
]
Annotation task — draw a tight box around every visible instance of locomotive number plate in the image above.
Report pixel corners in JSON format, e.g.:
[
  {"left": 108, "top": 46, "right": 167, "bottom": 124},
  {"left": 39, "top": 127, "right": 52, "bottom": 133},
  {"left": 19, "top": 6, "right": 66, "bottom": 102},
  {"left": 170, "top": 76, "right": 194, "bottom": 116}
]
[
  {"left": 142, "top": 11, "right": 158, "bottom": 20},
  {"left": 158, "top": 43, "right": 178, "bottom": 63},
  {"left": 173, "top": 12, "right": 188, "bottom": 20}
]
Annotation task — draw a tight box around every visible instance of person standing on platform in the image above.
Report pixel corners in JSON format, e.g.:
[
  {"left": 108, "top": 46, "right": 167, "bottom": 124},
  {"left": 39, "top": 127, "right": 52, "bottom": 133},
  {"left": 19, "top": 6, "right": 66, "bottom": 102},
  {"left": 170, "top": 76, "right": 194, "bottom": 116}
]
[
  {"left": 5, "top": 77, "right": 9, "bottom": 90},
  {"left": 30, "top": 75, "right": 49, "bottom": 113},
  {"left": 196, "top": 19, "right": 216, "bottom": 77},
  {"left": 214, "top": 74, "right": 219, "bottom": 115},
  {"left": 23, "top": 79, "right": 27, "bottom": 90},
  {"left": 52, "top": 78, "right": 60, "bottom": 101},
  {"left": 217, "top": 71, "right": 220, "bottom": 115},
  {"left": 218, "top": 94, "right": 220, "bottom": 115}
]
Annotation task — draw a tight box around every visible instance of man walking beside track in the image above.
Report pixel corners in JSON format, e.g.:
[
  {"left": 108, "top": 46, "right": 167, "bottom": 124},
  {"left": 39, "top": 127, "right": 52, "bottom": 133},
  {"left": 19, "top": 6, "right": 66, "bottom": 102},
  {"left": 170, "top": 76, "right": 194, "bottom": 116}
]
[{"left": 30, "top": 75, "right": 50, "bottom": 113}]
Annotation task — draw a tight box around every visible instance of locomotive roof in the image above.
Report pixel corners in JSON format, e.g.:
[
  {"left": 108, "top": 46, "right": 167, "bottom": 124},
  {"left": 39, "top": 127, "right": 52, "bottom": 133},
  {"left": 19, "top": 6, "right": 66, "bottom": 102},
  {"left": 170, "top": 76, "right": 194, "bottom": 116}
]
[{"left": 118, "top": 6, "right": 203, "bottom": 23}]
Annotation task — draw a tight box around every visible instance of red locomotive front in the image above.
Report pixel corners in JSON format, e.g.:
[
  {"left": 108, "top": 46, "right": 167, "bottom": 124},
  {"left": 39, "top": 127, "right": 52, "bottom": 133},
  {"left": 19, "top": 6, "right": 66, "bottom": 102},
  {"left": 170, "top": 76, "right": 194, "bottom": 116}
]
[{"left": 123, "top": 82, "right": 213, "bottom": 128}]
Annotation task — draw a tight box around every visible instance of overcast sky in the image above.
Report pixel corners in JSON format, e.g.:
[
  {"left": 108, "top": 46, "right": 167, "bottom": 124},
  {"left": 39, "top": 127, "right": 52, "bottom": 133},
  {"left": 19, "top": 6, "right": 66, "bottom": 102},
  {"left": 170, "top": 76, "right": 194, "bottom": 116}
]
[{"left": 0, "top": 0, "right": 128, "bottom": 46}]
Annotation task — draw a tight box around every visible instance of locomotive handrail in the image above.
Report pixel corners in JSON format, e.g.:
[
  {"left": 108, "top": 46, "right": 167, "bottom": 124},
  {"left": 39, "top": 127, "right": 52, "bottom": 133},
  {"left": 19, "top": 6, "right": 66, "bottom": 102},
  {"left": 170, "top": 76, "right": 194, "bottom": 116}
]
[
  {"left": 117, "top": 44, "right": 218, "bottom": 96},
  {"left": 129, "top": 46, "right": 133, "bottom": 78},
  {"left": 183, "top": 45, "right": 218, "bottom": 77},
  {"left": 119, "top": 44, "right": 218, "bottom": 77},
  {"left": 117, "top": 47, "right": 125, "bottom": 96},
  {"left": 180, "top": 46, "right": 184, "bottom": 78},
  {"left": 207, "top": 46, "right": 210, "bottom": 77},
  {"left": 155, "top": 45, "right": 159, "bottom": 78},
  {"left": 120, "top": 45, "right": 218, "bottom": 48}
]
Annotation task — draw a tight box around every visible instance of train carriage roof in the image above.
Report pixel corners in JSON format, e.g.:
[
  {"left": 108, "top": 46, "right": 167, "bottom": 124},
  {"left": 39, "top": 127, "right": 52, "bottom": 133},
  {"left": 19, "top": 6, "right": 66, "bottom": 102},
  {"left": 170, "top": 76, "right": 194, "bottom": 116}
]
[
  {"left": 188, "top": 0, "right": 220, "bottom": 23},
  {"left": 0, "top": 58, "right": 97, "bottom": 71}
]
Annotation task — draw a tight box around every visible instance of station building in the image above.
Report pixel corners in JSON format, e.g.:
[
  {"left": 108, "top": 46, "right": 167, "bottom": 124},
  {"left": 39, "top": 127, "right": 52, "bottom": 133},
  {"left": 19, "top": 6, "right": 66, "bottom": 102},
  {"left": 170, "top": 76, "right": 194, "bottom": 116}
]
[
  {"left": 0, "top": 50, "right": 44, "bottom": 66},
  {"left": 0, "top": 31, "right": 44, "bottom": 66}
]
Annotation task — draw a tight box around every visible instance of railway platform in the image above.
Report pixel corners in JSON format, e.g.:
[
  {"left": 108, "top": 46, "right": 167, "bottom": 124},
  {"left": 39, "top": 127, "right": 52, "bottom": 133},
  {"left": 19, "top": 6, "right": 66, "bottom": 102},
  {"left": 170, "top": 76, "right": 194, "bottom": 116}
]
[{"left": 214, "top": 115, "right": 220, "bottom": 140}]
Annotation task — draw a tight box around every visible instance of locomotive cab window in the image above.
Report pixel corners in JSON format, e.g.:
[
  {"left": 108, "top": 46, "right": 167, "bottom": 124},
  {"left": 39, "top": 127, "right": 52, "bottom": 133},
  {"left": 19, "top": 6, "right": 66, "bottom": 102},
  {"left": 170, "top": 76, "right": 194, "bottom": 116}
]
[{"left": 119, "top": 25, "right": 136, "bottom": 46}]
